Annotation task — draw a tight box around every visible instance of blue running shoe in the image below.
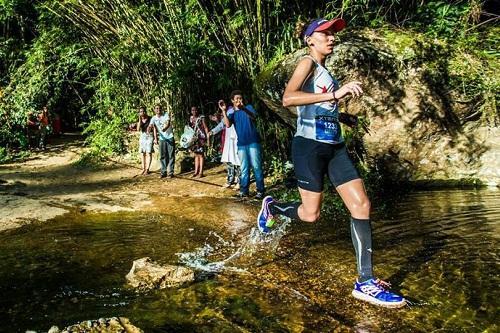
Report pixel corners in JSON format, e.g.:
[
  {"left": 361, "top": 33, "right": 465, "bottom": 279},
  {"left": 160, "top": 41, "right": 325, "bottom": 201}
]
[
  {"left": 352, "top": 278, "right": 406, "bottom": 308},
  {"left": 257, "top": 195, "right": 275, "bottom": 233}
]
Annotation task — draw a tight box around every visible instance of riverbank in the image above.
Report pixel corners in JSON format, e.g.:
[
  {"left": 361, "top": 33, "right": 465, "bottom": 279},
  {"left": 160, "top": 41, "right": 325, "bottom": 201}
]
[{"left": 0, "top": 135, "right": 255, "bottom": 232}]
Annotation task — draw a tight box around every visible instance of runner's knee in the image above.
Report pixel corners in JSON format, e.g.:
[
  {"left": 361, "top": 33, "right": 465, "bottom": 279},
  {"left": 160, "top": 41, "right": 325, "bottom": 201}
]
[{"left": 350, "top": 198, "right": 371, "bottom": 217}]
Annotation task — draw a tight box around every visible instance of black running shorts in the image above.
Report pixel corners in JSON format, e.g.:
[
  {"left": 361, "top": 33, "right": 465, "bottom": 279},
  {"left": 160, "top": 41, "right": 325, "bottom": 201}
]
[{"left": 292, "top": 136, "right": 360, "bottom": 192}]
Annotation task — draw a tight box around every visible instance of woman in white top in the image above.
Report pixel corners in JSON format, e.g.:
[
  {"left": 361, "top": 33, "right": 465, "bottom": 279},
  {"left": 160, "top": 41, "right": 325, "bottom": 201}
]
[
  {"left": 208, "top": 104, "right": 241, "bottom": 187},
  {"left": 136, "top": 106, "right": 153, "bottom": 175}
]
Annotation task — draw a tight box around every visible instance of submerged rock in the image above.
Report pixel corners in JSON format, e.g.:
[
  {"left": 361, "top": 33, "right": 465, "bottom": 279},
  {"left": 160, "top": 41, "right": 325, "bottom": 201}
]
[
  {"left": 46, "top": 317, "right": 142, "bottom": 333},
  {"left": 126, "top": 257, "right": 194, "bottom": 291},
  {"left": 256, "top": 29, "right": 500, "bottom": 186}
]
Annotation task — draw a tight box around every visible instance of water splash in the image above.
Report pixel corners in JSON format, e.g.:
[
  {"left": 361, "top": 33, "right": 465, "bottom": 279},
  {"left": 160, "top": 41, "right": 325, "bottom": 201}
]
[
  {"left": 177, "top": 216, "right": 291, "bottom": 273},
  {"left": 404, "top": 299, "right": 430, "bottom": 308}
]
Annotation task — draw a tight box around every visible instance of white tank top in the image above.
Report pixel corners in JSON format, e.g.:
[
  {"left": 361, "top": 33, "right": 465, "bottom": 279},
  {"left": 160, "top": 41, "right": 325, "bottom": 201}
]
[{"left": 295, "top": 56, "right": 343, "bottom": 144}]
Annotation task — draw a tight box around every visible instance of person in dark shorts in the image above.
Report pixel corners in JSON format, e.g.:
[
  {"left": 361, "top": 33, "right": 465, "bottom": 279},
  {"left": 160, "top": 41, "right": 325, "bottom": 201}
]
[
  {"left": 189, "top": 106, "right": 209, "bottom": 178},
  {"left": 256, "top": 17, "right": 406, "bottom": 308}
]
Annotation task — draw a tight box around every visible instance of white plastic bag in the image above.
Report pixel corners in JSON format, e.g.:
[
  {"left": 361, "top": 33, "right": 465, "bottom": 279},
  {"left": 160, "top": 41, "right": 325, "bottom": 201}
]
[{"left": 179, "top": 125, "right": 196, "bottom": 149}]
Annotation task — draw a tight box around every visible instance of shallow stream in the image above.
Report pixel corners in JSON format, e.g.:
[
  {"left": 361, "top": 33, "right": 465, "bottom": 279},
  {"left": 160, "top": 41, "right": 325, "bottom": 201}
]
[{"left": 0, "top": 190, "right": 498, "bottom": 332}]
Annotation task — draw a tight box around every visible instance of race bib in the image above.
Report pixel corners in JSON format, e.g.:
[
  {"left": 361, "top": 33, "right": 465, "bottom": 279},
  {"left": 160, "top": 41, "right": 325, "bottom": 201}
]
[{"left": 315, "top": 116, "right": 341, "bottom": 142}]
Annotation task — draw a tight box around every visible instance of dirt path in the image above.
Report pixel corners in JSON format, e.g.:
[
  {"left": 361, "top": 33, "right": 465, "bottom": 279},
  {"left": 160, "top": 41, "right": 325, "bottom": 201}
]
[{"left": 0, "top": 135, "right": 248, "bottom": 232}]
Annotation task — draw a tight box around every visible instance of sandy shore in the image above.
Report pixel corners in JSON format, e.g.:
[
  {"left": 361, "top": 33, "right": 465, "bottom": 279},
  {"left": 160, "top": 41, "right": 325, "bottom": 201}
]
[{"left": 0, "top": 135, "right": 249, "bottom": 232}]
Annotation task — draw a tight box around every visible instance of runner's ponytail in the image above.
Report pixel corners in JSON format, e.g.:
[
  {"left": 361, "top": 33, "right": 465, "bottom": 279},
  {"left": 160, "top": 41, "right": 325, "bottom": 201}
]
[{"left": 294, "top": 19, "right": 308, "bottom": 41}]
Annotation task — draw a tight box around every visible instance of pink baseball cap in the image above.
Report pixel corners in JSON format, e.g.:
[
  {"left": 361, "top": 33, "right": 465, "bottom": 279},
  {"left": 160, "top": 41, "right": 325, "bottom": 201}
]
[{"left": 303, "top": 18, "right": 346, "bottom": 43}]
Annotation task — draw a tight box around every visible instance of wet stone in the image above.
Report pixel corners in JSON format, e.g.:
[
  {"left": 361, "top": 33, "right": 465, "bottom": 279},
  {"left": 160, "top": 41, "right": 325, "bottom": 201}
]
[
  {"left": 48, "top": 317, "right": 143, "bottom": 333},
  {"left": 126, "top": 257, "right": 195, "bottom": 291}
]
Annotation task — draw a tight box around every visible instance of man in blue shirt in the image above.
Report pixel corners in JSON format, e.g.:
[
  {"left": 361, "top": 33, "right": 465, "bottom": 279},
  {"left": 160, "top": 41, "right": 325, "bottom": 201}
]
[
  {"left": 151, "top": 104, "right": 175, "bottom": 178},
  {"left": 220, "top": 90, "right": 265, "bottom": 199}
]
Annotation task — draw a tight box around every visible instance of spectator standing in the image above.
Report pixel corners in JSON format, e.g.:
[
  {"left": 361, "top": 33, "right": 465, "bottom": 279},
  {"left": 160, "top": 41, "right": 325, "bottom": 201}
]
[
  {"left": 26, "top": 112, "right": 39, "bottom": 149},
  {"left": 189, "top": 106, "right": 209, "bottom": 178},
  {"left": 209, "top": 105, "right": 240, "bottom": 188},
  {"left": 38, "top": 106, "right": 50, "bottom": 149},
  {"left": 151, "top": 104, "right": 175, "bottom": 178},
  {"left": 221, "top": 91, "right": 265, "bottom": 199},
  {"left": 137, "top": 106, "right": 154, "bottom": 175}
]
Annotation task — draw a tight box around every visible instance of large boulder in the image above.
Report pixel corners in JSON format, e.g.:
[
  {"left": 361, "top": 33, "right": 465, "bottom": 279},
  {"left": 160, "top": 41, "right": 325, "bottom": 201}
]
[
  {"left": 126, "top": 257, "right": 194, "bottom": 291},
  {"left": 255, "top": 30, "right": 499, "bottom": 186}
]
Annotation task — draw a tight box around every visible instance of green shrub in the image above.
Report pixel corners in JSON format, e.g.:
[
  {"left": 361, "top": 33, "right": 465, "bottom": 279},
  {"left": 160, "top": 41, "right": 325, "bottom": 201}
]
[
  {"left": 0, "top": 147, "right": 9, "bottom": 163},
  {"left": 72, "top": 149, "right": 102, "bottom": 168}
]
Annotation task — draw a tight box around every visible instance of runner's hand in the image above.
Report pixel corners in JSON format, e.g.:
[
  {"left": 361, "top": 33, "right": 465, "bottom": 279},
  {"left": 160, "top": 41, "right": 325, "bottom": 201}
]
[{"left": 335, "top": 81, "right": 363, "bottom": 99}]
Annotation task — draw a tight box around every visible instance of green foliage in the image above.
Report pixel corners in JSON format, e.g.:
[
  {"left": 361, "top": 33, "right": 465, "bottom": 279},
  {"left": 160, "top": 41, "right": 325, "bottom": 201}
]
[
  {"left": 0, "top": 0, "right": 39, "bottom": 91},
  {"left": 82, "top": 117, "right": 127, "bottom": 156},
  {"left": 0, "top": 146, "right": 8, "bottom": 163},
  {"left": 72, "top": 149, "right": 102, "bottom": 168},
  {"left": 0, "top": 0, "right": 497, "bottom": 173},
  {"left": 381, "top": 23, "right": 499, "bottom": 125},
  {"left": 415, "top": 1, "right": 473, "bottom": 38},
  {"left": 0, "top": 1, "right": 95, "bottom": 148},
  {"left": 0, "top": 145, "right": 30, "bottom": 164},
  {"left": 266, "top": 155, "right": 291, "bottom": 185}
]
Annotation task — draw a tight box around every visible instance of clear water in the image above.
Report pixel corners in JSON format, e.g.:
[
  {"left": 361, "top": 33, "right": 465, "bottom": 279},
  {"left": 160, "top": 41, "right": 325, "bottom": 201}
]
[{"left": 0, "top": 190, "right": 498, "bottom": 332}]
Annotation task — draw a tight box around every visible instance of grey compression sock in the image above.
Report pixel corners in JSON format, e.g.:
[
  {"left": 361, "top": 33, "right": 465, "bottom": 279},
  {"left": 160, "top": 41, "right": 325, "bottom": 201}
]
[
  {"left": 269, "top": 201, "right": 301, "bottom": 220},
  {"left": 350, "top": 217, "right": 374, "bottom": 282}
]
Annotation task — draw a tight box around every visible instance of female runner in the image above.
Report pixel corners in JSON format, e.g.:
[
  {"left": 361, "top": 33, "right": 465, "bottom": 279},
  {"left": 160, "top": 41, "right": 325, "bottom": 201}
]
[{"left": 257, "top": 17, "right": 406, "bottom": 308}]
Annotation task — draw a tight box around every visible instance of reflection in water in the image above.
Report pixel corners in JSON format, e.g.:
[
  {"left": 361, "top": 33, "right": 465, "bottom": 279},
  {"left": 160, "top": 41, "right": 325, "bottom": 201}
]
[
  {"left": 0, "top": 189, "right": 498, "bottom": 332},
  {"left": 372, "top": 190, "right": 500, "bottom": 332}
]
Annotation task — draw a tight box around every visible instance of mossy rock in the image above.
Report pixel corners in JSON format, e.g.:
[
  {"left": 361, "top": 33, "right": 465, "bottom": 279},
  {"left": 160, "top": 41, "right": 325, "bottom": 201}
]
[{"left": 255, "top": 28, "right": 500, "bottom": 186}]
